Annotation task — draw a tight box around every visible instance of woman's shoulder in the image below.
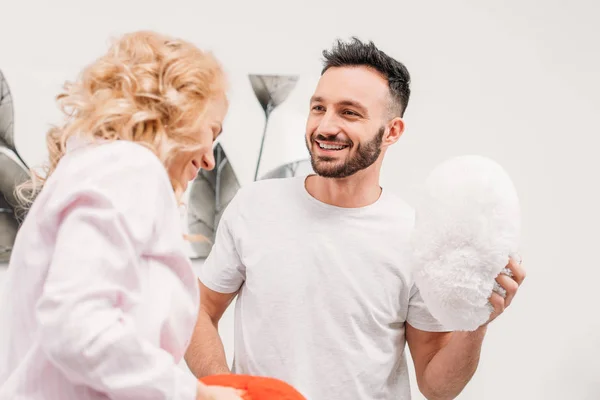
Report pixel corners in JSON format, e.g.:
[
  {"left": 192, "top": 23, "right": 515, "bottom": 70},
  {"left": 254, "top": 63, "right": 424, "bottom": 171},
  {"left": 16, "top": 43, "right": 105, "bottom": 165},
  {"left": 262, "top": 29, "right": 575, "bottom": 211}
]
[
  {"left": 78, "top": 139, "right": 165, "bottom": 172},
  {"left": 64, "top": 138, "right": 167, "bottom": 181},
  {"left": 46, "top": 138, "right": 175, "bottom": 210}
]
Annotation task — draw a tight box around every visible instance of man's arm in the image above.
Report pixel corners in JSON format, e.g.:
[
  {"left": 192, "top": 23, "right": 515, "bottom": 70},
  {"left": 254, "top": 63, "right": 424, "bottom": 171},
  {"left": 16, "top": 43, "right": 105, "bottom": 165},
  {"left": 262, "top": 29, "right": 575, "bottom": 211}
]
[
  {"left": 185, "top": 280, "right": 238, "bottom": 378},
  {"left": 406, "top": 324, "right": 487, "bottom": 400},
  {"left": 407, "top": 258, "right": 526, "bottom": 400}
]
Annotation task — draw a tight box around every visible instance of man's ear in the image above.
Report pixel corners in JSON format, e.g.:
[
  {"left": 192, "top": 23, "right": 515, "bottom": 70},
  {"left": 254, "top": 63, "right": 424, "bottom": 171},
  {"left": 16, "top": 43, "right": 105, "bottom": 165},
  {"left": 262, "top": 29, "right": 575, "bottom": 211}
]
[{"left": 383, "top": 117, "right": 405, "bottom": 147}]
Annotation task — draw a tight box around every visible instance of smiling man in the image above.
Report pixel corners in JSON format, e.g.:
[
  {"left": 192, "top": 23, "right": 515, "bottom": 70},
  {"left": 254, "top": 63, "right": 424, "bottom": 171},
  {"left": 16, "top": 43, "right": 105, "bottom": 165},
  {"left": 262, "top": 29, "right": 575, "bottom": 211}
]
[{"left": 185, "top": 38, "right": 526, "bottom": 400}]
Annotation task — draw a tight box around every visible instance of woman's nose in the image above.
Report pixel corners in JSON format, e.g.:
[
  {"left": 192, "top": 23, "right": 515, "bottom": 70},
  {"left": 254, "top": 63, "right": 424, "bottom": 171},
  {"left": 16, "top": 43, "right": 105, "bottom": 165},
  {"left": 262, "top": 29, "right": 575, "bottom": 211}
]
[{"left": 200, "top": 151, "right": 215, "bottom": 171}]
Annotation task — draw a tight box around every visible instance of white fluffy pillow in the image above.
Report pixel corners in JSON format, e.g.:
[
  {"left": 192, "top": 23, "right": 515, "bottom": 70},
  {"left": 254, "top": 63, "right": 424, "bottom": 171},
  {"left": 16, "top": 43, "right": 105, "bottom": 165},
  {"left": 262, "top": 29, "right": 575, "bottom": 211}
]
[{"left": 411, "top": 155, "right": 521, "bottom": 331}]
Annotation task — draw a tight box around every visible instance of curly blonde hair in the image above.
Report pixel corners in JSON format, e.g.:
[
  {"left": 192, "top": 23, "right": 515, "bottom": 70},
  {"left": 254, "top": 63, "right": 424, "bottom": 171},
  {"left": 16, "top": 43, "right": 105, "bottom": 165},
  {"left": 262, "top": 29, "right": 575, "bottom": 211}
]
[{"left": 16, "top": 30, "right": 227, "bottom": 208}]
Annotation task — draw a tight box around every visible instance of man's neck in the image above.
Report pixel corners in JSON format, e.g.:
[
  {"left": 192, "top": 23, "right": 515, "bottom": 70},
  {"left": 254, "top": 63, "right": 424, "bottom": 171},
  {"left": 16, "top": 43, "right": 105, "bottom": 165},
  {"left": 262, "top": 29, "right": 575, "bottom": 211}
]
[{"left": 305, "top": 169, "right": 382, "bottom": 208}]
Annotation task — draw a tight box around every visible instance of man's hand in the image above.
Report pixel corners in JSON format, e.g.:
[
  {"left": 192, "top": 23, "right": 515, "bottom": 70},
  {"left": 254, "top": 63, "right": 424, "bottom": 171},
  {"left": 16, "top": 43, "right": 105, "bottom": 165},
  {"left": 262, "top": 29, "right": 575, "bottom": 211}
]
[
  {"left": 486, "top": 256, "right": 526, "bottom": 325},
  {"left": 406, "top": 256, "right": 526, "bottom": 399}
]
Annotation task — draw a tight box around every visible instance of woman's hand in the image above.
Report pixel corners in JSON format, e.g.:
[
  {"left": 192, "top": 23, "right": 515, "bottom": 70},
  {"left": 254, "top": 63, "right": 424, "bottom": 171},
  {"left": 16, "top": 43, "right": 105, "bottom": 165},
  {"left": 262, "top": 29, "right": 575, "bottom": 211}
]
[{"left": 196, "top": 381, "right": 246, "bottom": 400}]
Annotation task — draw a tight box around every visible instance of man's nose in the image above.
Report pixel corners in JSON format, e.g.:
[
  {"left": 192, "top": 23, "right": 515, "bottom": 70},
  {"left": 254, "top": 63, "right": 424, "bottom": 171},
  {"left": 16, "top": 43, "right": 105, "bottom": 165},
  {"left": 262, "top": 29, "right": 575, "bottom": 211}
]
[{"left": 316, "top": 111, "right": 342, "bottom": 137}]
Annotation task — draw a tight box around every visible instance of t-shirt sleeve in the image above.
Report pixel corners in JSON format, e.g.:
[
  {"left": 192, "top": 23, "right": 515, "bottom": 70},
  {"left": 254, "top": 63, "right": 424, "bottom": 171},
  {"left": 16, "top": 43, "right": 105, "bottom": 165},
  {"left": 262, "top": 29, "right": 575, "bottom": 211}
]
[
  {"left": 197, "top": 190, "right": 246, "bottom": 294},
  {"left": 406, "top": 284, "right": 450, "bottom": 332}
]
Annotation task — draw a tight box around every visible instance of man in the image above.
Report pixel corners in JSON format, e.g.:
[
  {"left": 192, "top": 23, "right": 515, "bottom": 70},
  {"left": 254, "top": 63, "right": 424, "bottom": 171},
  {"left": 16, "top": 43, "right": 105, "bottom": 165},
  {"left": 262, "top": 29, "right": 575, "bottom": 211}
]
[{"left": 185, "top": 38, "right": 526, "bottom": 400}]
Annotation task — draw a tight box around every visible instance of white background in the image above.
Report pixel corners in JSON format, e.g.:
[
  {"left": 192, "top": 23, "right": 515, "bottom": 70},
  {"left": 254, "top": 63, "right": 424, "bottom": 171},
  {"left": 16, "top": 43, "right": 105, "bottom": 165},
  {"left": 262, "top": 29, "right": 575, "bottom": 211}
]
[{"left": 1, "top": 0, "right": 599, "bottom": 398}]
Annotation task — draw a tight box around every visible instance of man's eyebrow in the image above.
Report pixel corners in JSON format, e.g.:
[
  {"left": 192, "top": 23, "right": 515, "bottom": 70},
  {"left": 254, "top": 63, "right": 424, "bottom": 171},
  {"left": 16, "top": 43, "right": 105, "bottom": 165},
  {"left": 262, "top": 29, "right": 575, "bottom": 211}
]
[
  {"left": 310, "top": 96, "right": 368, "bottom": 115},
  {"left": 337, "top": 99, "right": 368, "bottom": 114}
]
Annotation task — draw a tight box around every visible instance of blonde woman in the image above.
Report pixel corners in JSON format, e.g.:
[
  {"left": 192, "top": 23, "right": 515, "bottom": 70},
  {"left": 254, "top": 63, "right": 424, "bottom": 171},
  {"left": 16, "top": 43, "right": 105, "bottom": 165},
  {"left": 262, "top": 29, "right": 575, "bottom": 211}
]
[{"left": 0, "top": 31, "right": 243, "bottom": 400}]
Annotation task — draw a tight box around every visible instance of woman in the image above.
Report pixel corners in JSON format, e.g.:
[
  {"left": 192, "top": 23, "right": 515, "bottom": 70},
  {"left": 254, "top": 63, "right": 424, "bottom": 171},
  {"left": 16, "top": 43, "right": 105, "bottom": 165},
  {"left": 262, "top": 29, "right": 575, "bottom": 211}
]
[{"left": 0, "top": 31, "right": 243, "bottom": 400}]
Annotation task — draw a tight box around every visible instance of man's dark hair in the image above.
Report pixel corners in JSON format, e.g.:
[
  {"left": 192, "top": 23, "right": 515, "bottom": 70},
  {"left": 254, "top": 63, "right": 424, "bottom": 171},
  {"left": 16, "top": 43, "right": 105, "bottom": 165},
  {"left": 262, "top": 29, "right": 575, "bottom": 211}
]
[{"left": 321, "top": 37, "right": 411, "bottom": 117}]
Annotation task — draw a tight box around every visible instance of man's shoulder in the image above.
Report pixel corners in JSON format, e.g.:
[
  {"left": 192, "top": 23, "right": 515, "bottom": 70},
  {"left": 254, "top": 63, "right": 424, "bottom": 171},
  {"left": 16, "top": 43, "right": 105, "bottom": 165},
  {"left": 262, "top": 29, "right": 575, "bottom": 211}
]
[
  {"left": 379, "top": 190, "right": 415, "bottom": 220},
  {"left": 235, "top": 176, "right": 302, "bottom": 201},
  {"left": 221, "top": 176, "right": 302, "bottom": 222}
]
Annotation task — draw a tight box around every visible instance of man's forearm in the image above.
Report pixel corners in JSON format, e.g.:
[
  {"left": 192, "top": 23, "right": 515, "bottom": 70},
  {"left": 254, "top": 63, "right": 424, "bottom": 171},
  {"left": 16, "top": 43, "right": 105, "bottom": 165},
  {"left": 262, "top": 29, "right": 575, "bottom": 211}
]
[
  {"left": 420, "top": 325, "right": 488, "bottom": 400},
  {"left": 184, "top": 309, "right": 231, "bottom": 378}
]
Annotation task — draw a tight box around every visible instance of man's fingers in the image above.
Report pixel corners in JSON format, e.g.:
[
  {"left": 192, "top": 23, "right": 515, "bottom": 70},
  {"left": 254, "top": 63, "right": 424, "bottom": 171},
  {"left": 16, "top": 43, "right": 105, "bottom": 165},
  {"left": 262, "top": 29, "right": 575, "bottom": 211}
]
[
  {"left": 496, "top": 273, "right": 519, "bottom": 307},
  {"left": 489, "top": 291, "right": 505, "bottom": 315},
  {"left": 486, "top": 256, "right": 525, "bottom": 324},
  {"left": 506, "top": 256, "right": 526, "bottom": 285}
]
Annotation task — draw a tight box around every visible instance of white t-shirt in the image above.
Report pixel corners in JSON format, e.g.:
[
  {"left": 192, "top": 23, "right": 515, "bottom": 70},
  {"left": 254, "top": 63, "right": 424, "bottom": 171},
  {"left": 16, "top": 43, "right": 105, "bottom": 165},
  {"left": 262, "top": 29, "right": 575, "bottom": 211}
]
[{"left": 198, "top": 175, "right": 448, "bottom": 400}]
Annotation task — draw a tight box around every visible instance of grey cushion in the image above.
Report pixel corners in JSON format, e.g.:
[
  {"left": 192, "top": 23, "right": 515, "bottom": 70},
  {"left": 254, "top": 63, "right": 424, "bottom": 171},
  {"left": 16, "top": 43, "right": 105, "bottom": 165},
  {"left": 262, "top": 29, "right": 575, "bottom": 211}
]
[
  {"left": 0, "top": 69, "right": 15, "bottom": 153},
  {"left": 187, "top": 143, "right": 240, "bottom": 258},
  {"left": 0, "top": 70, "right": 30, "bottom": 263}
]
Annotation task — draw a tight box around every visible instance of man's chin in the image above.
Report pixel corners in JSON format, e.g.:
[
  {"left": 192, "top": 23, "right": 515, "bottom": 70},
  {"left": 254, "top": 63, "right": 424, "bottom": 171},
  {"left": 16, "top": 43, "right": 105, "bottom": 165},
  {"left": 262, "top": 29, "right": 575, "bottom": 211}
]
[
  {"left": 312, "top": 159, "right": 332, "bottom": 168},
  {"left": 311, "top": 164, "right": 344, "bottom": 179}
]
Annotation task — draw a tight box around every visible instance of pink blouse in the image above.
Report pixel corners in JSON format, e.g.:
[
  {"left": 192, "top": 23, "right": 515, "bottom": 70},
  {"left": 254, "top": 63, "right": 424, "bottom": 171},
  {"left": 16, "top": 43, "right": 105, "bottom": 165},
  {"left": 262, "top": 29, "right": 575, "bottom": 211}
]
[{"left": 0, "top": 138, "right": 200, "bottom": 399}]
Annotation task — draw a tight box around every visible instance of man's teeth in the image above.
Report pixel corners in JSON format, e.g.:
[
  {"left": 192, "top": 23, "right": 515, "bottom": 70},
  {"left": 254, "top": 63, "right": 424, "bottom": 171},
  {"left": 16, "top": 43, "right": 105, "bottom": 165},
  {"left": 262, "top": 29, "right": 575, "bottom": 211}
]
[{"left": 319, "top": 143, "right": 347, "bottom": 150}]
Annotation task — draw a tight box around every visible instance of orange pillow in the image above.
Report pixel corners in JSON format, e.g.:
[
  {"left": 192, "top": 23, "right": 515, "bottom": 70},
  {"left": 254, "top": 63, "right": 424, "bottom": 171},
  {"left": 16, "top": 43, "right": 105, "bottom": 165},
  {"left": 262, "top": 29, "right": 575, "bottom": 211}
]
[{"left": 199, "top": 374, "right": 306, "bottom": 400}]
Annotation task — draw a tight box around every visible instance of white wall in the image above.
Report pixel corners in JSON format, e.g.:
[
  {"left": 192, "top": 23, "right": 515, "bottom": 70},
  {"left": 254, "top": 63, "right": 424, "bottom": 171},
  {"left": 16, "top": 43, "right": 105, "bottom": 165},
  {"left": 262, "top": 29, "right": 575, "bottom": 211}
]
[{"left": 2, "top": 0, "right": 600, "bottom": 398}]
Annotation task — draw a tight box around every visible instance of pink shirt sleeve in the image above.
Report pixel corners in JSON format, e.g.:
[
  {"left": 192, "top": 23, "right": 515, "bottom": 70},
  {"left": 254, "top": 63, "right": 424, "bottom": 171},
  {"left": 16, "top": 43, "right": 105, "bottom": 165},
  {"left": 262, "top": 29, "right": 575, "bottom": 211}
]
[{"left": 33, "top": 146, "right": 198, "bottom": 399}]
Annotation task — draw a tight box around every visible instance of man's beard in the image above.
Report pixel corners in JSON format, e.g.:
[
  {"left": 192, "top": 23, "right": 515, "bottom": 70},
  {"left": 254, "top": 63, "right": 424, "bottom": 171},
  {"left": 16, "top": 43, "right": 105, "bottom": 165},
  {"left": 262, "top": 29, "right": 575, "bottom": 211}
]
[{"left": 306, "top": 126, "right": 384, "bottom": 179}]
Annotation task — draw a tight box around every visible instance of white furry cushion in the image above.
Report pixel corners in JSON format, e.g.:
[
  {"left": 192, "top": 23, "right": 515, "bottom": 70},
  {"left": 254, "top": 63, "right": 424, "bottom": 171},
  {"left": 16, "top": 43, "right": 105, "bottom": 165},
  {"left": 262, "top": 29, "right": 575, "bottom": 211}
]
[{"left": 411, "top": 155, "right": 521, "bottom": 331}]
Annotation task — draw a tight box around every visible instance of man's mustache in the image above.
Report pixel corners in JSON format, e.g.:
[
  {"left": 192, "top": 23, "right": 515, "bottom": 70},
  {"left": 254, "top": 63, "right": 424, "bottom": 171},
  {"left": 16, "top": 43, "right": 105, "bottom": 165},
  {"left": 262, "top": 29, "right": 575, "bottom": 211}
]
[{"left": 314, "top": 134, "right": 352, "bottom": 146}]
